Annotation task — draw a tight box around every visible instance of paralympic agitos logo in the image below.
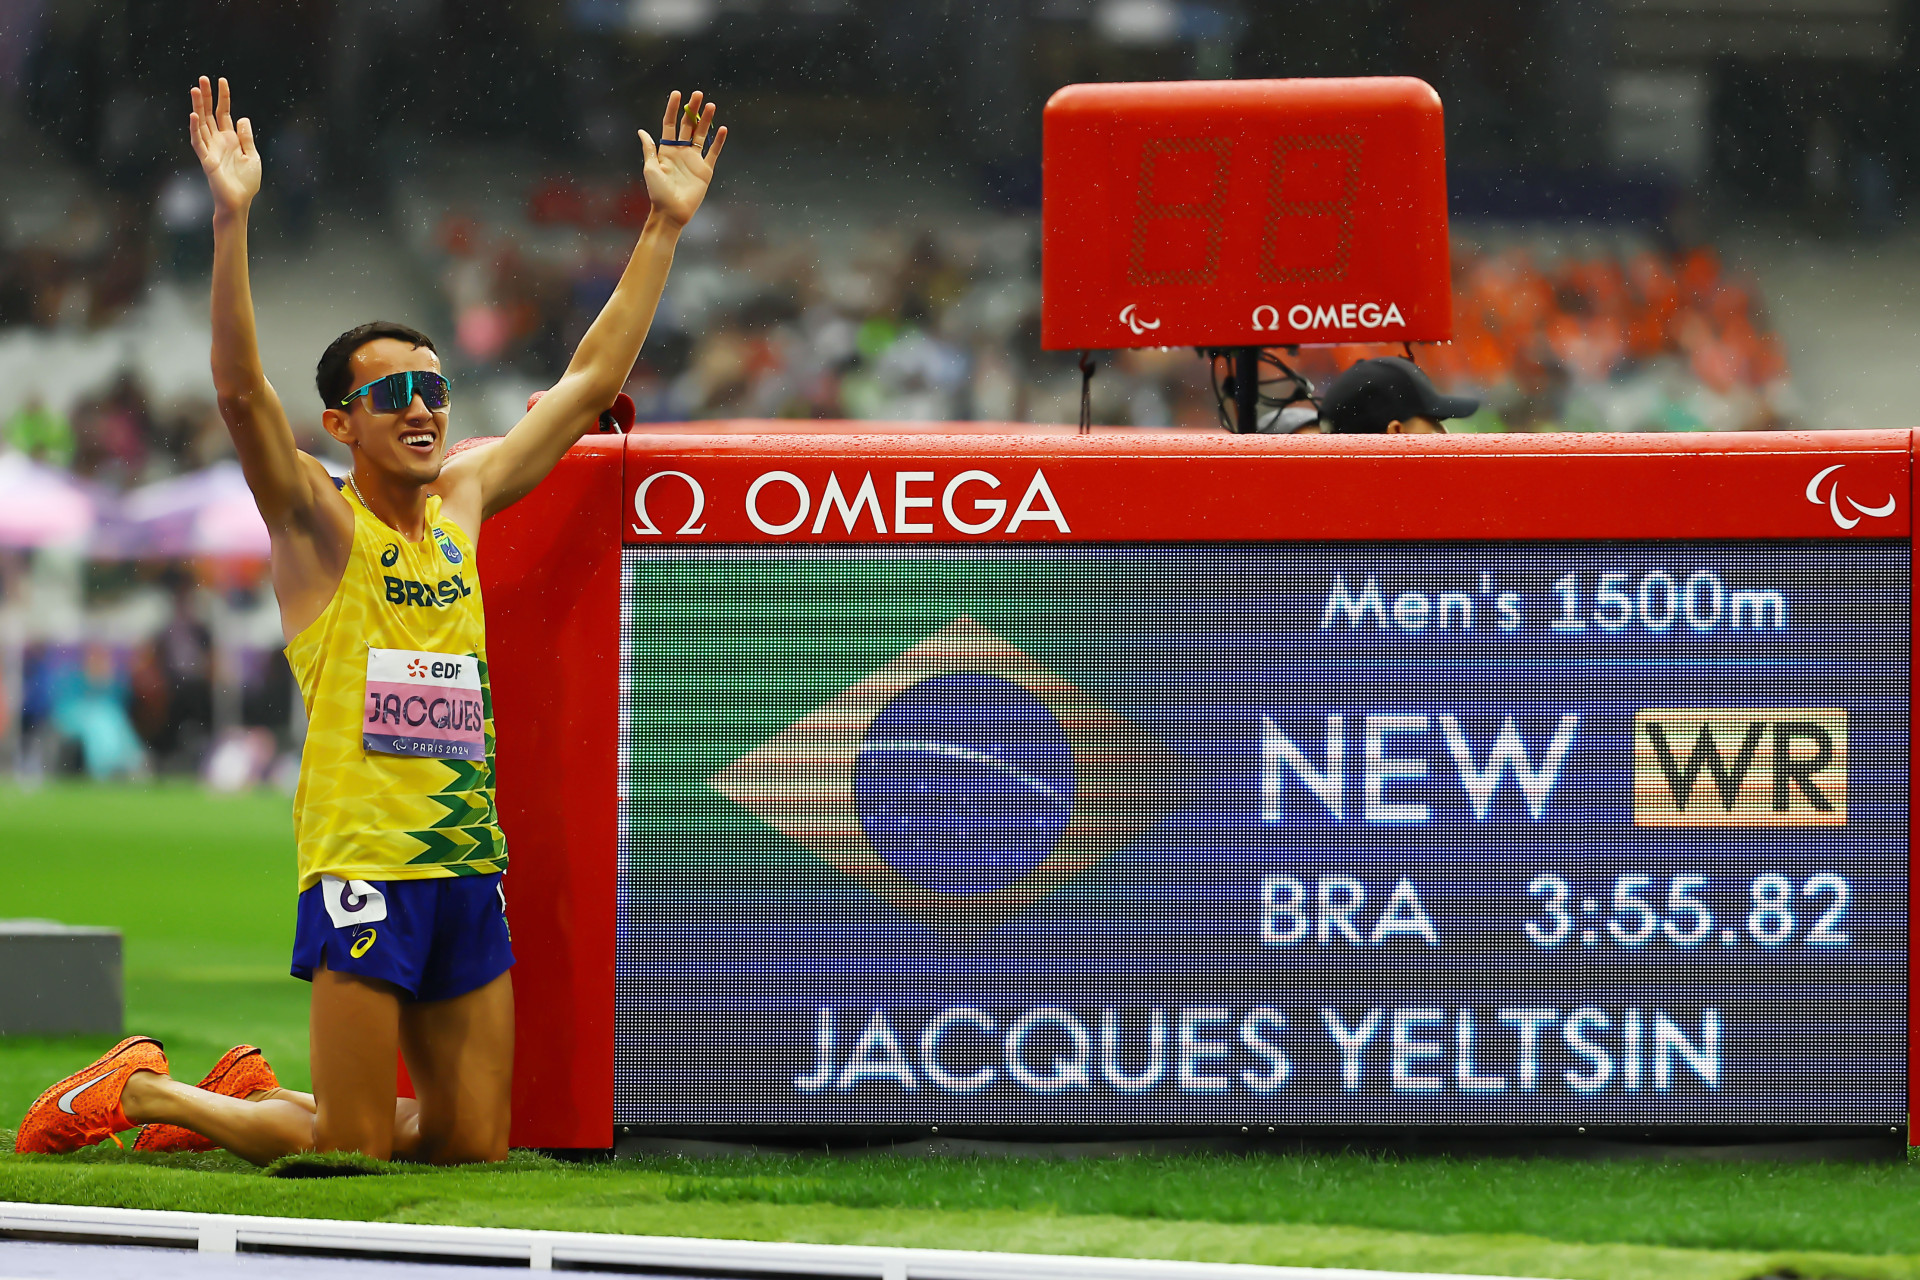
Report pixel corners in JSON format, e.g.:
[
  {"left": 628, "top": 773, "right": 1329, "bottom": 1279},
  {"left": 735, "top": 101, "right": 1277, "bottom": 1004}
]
[
  {"left": 707, "top": 617, "right": 1174, "bottom": 933},
  {"left": 1806, "top": 464, "right": 1896, "bottom": 530}
]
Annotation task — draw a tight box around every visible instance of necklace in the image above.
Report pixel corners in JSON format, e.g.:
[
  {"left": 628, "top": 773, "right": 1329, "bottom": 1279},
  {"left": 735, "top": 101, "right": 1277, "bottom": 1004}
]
[{"left": 346, "top": 473, "right": 422, "bottom": 541}]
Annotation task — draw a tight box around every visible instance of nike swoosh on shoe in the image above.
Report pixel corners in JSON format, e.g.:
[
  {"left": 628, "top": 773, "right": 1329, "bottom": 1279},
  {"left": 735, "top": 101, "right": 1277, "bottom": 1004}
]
[{"left": 57, "top": 1071, "right": 117, "bottom": 1115}]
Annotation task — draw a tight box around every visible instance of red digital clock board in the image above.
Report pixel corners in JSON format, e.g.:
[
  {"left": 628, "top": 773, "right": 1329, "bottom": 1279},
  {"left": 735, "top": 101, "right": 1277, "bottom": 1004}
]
[{"left": 1041, "top": 77, "right": 1452, "bottom": 351}]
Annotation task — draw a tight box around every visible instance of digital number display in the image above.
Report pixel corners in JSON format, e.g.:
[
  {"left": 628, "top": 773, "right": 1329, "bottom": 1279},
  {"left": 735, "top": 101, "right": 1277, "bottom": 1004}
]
[
  {"left": 1042, "top": 79, "right": 1452, "bottom": 351},
  {"left": 1128, "top": 135, "right": 1364, "bottom": 289},
  {"left": 614, "top": 540, "right": 1907, "bottom": 1126},
  {"left": 1259, "top": 137, "right": 1364, "bottom": 284}
]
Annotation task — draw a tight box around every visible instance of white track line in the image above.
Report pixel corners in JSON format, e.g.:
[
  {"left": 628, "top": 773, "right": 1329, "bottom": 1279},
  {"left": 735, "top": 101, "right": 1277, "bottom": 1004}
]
[{"left": 0, "top": 1201, "right": 1544, "bottom": 1280}]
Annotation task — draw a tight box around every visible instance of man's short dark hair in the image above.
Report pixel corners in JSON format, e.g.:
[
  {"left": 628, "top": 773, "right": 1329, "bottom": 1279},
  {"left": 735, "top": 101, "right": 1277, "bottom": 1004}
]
[{"left": 316, "top": 321, "right": 438, "bottom": 408}]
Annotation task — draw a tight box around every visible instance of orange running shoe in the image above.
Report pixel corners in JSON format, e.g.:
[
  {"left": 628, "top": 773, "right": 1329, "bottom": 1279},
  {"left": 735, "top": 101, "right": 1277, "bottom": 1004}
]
[
  {"left": 132, "top": 1044, "right": 279, "bottom": 1154},
  {"left": 15, "top": 1036, "right": 167, "bottom": 1154}
]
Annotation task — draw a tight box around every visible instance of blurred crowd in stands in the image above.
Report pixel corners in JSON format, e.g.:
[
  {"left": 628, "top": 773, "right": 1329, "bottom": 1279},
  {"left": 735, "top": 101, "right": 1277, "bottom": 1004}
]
[
  {"left": 0, "top": 199, "right": 151, "bottom": 333},
  {"left": 0, "top": 151, "right": 1810, "bottom": 790},
  {"left": 4, "top": 377, "right": 232, "bottom": 481},
  {"left": 423, "top": 177, "right": 1800, "bottom": 436},
  {"left": 0, "top": 180, "right": 285, "bottom": 787},
  {"left": 1, "top": 556, "right": 294, "bottom": 788},
  {"left": 1290, "top": 241, "right": 1796, "bottom": 433}
]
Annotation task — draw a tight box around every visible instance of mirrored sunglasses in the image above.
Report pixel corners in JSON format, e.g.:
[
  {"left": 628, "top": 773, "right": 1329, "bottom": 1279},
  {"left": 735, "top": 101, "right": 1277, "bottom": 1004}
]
[{"left": 339, "top": 370, "right": 452, "bottom": 414}]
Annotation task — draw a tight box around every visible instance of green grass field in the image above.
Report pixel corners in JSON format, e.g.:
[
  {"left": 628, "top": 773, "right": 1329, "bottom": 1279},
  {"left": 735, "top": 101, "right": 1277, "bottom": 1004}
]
[
  {"left": 4, "top": 782, "right": 1920, "bottom": 1280},
  {"left": 0, "top": 781, "right": 308, "bottom": 1110}
]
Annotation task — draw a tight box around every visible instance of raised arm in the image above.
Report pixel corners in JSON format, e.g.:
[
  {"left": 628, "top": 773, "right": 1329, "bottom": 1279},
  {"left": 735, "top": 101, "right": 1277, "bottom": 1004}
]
[
  {"left": 190, "top": 77, "right": 349, "bottom": 637},
  {"left": 191, "top": 78, "right": 320, "bottom": 524},
  {"left": 441, "top": 91, "right": 726, "bottom": 523}
]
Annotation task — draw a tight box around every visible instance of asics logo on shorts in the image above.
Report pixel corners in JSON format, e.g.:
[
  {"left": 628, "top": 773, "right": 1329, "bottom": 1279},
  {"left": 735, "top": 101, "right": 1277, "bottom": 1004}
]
[
  {"left": 350, "top": 929, "right": 379, "bottom": 958},
  {"left": 322, "top": 875, "right": 388, "bottom": 928}
]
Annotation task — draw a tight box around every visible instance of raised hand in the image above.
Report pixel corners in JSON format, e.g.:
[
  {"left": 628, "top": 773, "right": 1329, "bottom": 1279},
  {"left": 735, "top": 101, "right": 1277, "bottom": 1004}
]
[
  {"left": 188, "top": 76, "right": 261, "bottom": 216},
  {"left": 638, "top": 91, "right": 727, "bottom": 228}
]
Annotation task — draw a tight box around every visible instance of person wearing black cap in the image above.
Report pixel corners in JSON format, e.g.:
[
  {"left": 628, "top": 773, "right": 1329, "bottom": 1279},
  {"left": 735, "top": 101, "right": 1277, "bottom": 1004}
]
[{"left": 1318, "top": 356, "right": 1479, "bottom": 434}]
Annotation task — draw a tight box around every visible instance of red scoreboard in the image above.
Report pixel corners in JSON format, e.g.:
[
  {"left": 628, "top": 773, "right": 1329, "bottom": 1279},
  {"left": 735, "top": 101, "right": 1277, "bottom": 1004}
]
[
  {"left": 485, "top": 427, "right": 1912, "bottom": 1150},
  {"left": 1041, "top": 78, "right": 1452, "bottom": 351}
]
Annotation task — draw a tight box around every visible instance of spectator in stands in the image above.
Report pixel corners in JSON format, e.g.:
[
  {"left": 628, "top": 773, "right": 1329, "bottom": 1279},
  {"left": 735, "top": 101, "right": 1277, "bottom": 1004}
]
[
  {"left": 90, "top": 211, "right": 153, "bottom": 327},
  {"left": 158, "top": 168, "right": 213, "bottom": 276},
  {"left": 3, "top": 396, "right": 74, "bottom": 466},
  {"left": 99, "top": 88, "right": 163, "bottom": 195},
  {"left": 135, "top": 573, "right": 214, "bottom": 773},
  {"left": 2, "top": 254, "right": 38, "bottom": 329},
  {"left": 275, "top": 109, "right": 322, "bottom": 246},
  {"left": 71, "top": 372, "right": 152, "bottom": 484},
  {"left": 128, "top": 641, "right": 170, "bottom": 765},
  {"left": 51, "top": 642, "right": 146, "bottom": 780}
]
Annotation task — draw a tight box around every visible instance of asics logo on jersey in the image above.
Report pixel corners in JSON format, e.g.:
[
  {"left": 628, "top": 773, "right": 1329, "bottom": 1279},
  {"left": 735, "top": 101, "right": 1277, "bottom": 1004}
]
[
  {"left": 380, "top": 544, "right": 400, "bottom": 567},
  {"left": 384, "top": 573, "right": 473, "bottom": 609},
  {"left": 57, "top": 1070, "right": 116, "bottom": 1114}
]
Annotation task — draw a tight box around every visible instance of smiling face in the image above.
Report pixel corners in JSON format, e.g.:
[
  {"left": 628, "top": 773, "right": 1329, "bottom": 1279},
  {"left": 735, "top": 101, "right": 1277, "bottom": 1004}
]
[{"left": 320, "top": 337, "right": 449, "bottom": 484}]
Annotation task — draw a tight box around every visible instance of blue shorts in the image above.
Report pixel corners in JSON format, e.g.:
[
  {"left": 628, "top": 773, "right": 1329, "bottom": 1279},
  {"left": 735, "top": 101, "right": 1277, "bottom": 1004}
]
[{"left": 291, "top": 873, "right": 514, "bottom": 1002}]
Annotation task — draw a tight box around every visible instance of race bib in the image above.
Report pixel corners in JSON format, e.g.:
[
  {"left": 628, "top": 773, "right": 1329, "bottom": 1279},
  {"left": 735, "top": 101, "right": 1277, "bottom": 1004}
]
[
  {"left": 320, "top": 874, "right": 388, "bottom": 927},
  {"left": 364, "top": 647, "right": 485, "bottom": 760}
]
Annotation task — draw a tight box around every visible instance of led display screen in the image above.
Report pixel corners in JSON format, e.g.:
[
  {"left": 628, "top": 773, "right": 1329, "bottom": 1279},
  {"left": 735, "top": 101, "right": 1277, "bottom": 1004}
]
[
  {"left": 614, "top": 540, "right": 1907, "bottom": 1126},
  {"left": 1040, "top": 78, "right": 1452, "bottom": 351}
]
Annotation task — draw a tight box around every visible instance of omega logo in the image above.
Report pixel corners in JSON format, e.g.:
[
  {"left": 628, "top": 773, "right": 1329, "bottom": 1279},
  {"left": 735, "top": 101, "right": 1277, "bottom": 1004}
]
[
  {"left": 1252, "top": 302, "right": 1409, "bottom": 332},
  {"left": 632, "top": 470, "right": 708, "bottom": 536},
  {"left": 743, "top": 469, "right": 1069, "bottom": 538}
]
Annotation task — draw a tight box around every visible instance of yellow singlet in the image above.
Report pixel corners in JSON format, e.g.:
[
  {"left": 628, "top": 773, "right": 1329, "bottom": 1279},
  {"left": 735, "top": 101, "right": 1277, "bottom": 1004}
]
[{"left": 284, "top": 483, "right": 507, "bottom": 892}]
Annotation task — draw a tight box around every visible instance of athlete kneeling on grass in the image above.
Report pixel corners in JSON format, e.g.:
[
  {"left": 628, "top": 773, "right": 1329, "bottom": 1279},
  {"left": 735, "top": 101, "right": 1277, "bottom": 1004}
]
[{"left": 15, "top": 77, "right": 724, "bottom": 1165}]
